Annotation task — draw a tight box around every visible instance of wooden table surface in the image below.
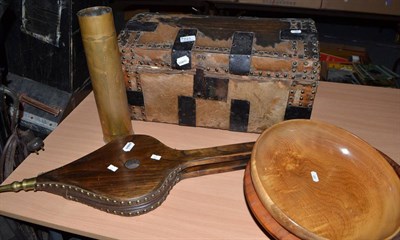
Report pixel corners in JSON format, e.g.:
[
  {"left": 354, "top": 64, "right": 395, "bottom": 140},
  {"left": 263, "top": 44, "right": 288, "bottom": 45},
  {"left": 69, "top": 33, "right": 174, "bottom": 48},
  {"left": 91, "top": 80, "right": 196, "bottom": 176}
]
[{"left": 0, "top": 81, "right": 399, "bottom": 240}]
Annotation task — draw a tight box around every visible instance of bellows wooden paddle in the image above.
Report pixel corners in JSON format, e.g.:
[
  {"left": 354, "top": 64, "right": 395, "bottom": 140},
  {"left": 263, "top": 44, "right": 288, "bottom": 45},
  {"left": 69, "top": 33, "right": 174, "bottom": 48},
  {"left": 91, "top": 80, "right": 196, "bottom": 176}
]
[{"left": 0, "top": 134, "right": 254, "bottom": 216}]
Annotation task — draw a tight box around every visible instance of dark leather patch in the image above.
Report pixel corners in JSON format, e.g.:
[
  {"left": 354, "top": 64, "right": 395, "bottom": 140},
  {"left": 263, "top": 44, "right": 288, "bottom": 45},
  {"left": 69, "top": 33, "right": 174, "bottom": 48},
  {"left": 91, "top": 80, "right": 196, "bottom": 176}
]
[
  {"left": 126, "top": 20, "right": 158, "bottom": 32},
  {"left": 193, "top": 69, "right": 229, "bottom": 101},
  {"left": 229, "top": 32, "right": 254, "bottom": 75},
  {"left": 230, "top": 99, "right": 250, "bottom": 132},
  {"left": 284, "top": 106, "right": 312, "bottom": 120},
  {"left": 178, "top": 96, "right": 196, "bottom": 126},
  {"left": 126, "top": 90, "right": 144, "bottom": 106}
]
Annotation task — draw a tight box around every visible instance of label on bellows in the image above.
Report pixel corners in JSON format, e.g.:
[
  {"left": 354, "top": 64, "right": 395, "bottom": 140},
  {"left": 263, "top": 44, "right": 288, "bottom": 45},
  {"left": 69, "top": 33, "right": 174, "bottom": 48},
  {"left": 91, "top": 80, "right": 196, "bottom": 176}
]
[
  {"left": 310, "top": 171, "right": 319, "bottom": 182},
  {"left": 107, "top": 164, "right": 118, "bottom": 172},
  {"left": 180, "top": 35, "right": 196, "bottom": 43},
  {"left": 122, "top": 142, "right": 135, "bottom": 152},
  {"left": 151, "top": 154, "right": 162, "bottom": 161},
  {"left": 176, "top": 55, "right": 190, "bottom": 66}
]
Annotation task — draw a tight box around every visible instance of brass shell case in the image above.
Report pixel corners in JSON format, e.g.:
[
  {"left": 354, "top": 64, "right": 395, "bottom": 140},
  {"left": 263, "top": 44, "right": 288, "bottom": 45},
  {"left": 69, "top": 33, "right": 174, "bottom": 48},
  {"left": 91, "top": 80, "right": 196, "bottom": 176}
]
[{"left": 77, "top": 6, "right": 133, "bottom": 142}]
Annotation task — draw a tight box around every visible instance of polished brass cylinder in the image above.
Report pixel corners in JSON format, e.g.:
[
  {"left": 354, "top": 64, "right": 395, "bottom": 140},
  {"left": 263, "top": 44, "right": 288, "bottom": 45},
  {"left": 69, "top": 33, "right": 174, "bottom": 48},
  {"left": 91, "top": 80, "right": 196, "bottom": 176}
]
[{"left": 77, "top": 6, "right": 133, "bottom": 143}]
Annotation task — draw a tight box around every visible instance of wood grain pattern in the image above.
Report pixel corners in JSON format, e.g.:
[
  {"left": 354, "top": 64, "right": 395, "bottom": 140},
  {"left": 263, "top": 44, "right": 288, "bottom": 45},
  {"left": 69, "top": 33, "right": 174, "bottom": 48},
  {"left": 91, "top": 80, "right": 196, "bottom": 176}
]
[
  {"left": 0, "top": 82, "right": 398, "bottom": 240},
  {"left": 33, "top": 135, "right": 254, "bottom": 215},
  {"left": 244, "top": 163, "right": 300, "bottom": 240},
  {"left": 251, "top": 119, "right": 400, "bottom": 239},
  {"left": 245, "top": 151, "right": 400, "bottom": 240}
]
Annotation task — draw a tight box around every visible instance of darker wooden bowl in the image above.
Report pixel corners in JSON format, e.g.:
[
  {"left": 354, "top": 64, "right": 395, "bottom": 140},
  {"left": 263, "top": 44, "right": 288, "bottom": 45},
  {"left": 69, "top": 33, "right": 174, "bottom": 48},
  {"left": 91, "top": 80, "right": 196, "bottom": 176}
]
[{"left": 246, "top": 119, "right": 400, "bottom": 240}]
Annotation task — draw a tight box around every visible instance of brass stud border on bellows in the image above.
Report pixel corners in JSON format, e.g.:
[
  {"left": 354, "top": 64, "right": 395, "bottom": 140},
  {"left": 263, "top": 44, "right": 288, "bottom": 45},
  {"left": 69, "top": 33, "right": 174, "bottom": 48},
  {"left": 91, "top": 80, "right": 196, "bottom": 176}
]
[{"left": 34, "top": 167, "right": 183, "bottom": 216}]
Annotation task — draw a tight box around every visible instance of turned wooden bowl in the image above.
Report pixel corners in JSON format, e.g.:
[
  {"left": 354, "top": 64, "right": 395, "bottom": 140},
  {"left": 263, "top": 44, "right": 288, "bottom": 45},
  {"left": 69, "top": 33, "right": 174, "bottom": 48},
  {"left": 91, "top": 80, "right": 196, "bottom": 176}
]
[{"left": 249, "top": 119, "right": 400, "bottom": 240}]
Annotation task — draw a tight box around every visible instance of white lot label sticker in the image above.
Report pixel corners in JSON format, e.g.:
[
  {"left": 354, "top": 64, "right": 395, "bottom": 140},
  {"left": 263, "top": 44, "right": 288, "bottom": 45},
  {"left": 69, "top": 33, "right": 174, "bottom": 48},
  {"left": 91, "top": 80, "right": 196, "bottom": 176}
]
[
  {"left": 107, "top": 164, "right": 118, "bottom": 172},
  {"left": 180, "top": 35, "right": 196, "bottom": 43},
  {"left": 310, "top": 171, "right": 319, "bottom": 182},
  {"left": 122, "top": 142, "right": 135, "bottom": 152},
  {"left": 176, "top": 55, "right": 190, "bottom": 66},
  {"left": 151, "top": 154, "right": 162, "bottom": 161}
]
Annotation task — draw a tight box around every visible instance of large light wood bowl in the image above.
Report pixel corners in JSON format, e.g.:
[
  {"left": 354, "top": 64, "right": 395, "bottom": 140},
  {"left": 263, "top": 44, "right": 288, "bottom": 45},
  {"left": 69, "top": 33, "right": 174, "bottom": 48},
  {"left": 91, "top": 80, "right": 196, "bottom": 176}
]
[{"left": 250, "top": 119, "right": 400, "bottom": 240}]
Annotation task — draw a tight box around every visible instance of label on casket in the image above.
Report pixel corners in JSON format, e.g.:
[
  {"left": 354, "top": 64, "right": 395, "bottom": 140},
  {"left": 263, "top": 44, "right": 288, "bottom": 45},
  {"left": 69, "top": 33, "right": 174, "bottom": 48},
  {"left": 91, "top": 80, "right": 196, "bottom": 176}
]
[
  {"left": 180, "top": 35, "right": 196, "bottom": 43},
  {"left": 176, "top": 55, "right": 190, "bottom": 66}
]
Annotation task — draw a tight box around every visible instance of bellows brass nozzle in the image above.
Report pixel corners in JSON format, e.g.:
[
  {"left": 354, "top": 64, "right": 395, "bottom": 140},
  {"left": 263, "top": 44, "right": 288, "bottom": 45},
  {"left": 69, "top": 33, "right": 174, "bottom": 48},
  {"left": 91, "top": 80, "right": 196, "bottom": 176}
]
[{"left": 0, "top": 178, "right": 36, "bottom": 193}]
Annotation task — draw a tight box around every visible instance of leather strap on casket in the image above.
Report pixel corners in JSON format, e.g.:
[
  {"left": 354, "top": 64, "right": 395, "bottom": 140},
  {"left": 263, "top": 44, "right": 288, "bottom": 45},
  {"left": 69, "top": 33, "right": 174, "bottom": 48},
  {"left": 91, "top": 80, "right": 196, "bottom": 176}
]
[
  {"left": 171, "top": 28, "right": 197, "bottom": 70},
  {"left": 229, "top": 31, "right": 254, "bottom": 75}
]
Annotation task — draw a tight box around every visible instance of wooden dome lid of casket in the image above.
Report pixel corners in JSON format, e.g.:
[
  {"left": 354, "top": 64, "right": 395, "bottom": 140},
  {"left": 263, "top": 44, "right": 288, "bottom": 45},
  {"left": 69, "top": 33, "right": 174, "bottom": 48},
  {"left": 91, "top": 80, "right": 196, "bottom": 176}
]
[{"left": 248, "top": 119, "right": 400, "bottom": 240}]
